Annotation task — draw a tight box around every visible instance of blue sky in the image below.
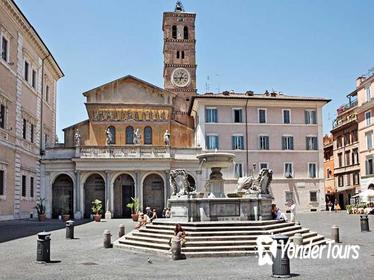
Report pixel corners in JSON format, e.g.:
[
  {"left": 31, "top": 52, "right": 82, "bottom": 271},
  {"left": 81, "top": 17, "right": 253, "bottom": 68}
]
[{"left": 16, "top": 0, "right": 374, "bottom": 141}]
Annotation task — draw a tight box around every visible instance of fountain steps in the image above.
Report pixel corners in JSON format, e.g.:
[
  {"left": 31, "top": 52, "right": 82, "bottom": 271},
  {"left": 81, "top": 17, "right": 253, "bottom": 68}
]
[{"left": 114, "top": 220, "right": 329, "bottom": 258}]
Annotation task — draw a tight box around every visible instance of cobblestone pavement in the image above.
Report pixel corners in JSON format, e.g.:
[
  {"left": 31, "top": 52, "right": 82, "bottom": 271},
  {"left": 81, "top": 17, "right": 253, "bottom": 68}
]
[{"left": 0, "top": 212, "right": 373, "bottom": 280}]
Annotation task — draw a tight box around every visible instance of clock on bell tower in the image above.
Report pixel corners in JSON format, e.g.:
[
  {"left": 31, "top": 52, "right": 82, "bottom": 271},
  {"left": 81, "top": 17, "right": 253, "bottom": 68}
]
[{"left": 163, "top": 2, "right": 197, "bottom": 113}]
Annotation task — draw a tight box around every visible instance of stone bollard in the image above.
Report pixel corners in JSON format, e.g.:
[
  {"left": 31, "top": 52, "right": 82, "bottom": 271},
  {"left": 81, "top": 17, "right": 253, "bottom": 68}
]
[
  {"left": 293, "top": 233, "right": 303, "bottom": 246},
  {"left": 331, "top": 225, "right": 339, "bottom": 243},
  {"left": 36, "top": 232, "right": 51, "bottom": 263},
  {"left": 360, "top": 215, "right": 370, "bottom": 232},
  {"left": 103, "top": 230, "right": 112, "bottom": 248},
  {"left": 170, "top": 238, "right": 186, "bottom": 260},
  {"left": 118, "top": 224, "right": 125, "bottom": 238},
  {"left": 65, "top": 220, "right": 75, "bottom": 239},
  {"left": 272, "top": 235, "right": 291, "bottom": 278}
]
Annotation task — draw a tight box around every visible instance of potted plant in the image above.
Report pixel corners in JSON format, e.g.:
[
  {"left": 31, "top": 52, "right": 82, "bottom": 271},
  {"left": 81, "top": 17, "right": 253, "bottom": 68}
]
[
  {"left": 91, "top": 199, "right": 103, "bottom": 222},
  {"left": 34, "top": 198, "right": 46, "bottom": 222},
  {"left": 126, "top": 197, "right": 140, "bottom": 221},
  {"left": 62, "top": 209, "right": 70, "bottom": 221}
]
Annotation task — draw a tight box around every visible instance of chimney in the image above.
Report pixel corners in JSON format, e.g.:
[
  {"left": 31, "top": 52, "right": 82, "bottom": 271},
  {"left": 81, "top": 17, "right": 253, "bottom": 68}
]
[{"left": 356, "top": 76, "right": 366, "bottom": 88}]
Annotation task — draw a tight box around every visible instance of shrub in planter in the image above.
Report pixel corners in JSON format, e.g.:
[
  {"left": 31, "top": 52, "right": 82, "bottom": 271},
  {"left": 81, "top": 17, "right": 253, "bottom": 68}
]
[
  {"left": 91, "top": 199, "right": 103, "bottom": 222},
  {"left": 34, "top": 198, "right": 46, "bottom": 222},
  {"left": 126, "top": 197, "right": 141, "bottom": 221}
]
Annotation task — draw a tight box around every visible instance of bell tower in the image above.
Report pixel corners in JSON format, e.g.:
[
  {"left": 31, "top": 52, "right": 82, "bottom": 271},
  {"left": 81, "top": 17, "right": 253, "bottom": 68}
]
[{"left": 163, "top": 2, "right": 197, "bottom": 115}]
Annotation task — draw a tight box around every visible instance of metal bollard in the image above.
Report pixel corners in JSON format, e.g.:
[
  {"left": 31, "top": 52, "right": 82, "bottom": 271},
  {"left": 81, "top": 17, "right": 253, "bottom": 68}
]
[
  {"left": 119, "top": 224, "right": 125, "bottom": 238},
  {"left": 293, "top": 233, "right": 303, "bottom": 246},
  {"left": 171, "top": 238, "right": 186, "bottom": 260},
  {"left": 360, "top": 215, "right": 370, "bottom": 232},
  {"left": 272, "top": 235, "right": 291, "bottom": 278},
  {"left": 331, "top": 225, "right": 339, "bottom": 243},
  {"left": 103, "top": 230, "right": 112, "bottom": 248},
  {"left": 36, "top": 232, "right": 51, "bottom": 263},
  {"left": 66, "top": 220, "right": 75, "bottom": 239}
]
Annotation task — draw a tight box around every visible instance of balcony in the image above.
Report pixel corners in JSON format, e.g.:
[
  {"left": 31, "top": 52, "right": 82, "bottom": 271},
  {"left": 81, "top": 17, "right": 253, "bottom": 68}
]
[
  {"left": 332, "top": 113, "right": 357, "bottom": 130},
  {"left": 336, "top": 99, "right": 358, "bottom": 115}
]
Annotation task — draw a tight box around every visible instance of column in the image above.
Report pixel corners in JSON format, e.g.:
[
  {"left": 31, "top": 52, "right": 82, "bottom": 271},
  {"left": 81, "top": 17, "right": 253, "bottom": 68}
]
[
  {"left": 105, "top": 171, "right": 112, "bottom": 219},
  {"left": 74, "top": 171, "right": 81, "bottom": 219}
]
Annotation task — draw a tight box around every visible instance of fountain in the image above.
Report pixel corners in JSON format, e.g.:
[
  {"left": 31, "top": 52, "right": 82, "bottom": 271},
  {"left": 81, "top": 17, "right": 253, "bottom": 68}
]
[{"left": 168, "top": 152, "right": 273, "bottom": 222}]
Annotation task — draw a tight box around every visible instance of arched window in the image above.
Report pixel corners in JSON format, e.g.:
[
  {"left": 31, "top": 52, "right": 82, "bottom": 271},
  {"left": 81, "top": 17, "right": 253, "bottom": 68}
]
[
  {"left": 172, "top": 25, "right": 177, "bottom": 39},
  {"left": 106, "top": 126, "right": 115, "bottom": 145},
  {"left": 183, "top": 26, "right": 189, "bottom": 39},
  {"left": 144, "top": 126, "right": 152, "bottom": 145},
  {"left": 176, "top": 51, "right": 180, "bottom": 59},
  {"left": 126, "top": 126, "right": 134, "bottom": 144},
  {"left": 181, "top": 51, "right": 185, "bottom": 59}
]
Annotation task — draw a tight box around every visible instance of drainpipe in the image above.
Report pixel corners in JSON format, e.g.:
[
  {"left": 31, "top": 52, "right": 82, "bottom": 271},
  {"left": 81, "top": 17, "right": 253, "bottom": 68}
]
[
  {"left": 245, "top": 99, "right": 249, "bottom": 176},
  {"left": 40, "top": 55, "right": 50, "bottom": 156}
]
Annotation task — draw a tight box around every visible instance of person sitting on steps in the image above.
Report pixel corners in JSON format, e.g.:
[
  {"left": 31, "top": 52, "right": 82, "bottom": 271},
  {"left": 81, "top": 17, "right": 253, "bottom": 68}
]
[{"left": 135, "top": 212, "right": 150, "bottom": 229}]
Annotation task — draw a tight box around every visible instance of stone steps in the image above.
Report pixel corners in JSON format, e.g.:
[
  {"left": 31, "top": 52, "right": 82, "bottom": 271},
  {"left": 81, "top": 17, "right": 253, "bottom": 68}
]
[{"left": 115, "top": 220, "right": 329, "bottom": 258}]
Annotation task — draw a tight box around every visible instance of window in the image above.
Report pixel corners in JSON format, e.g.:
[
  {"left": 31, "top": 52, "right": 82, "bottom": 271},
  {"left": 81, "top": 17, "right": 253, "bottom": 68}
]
[
  {"left": 181, "top": 51, "right": 185, "bottom": 59},
  {"left": 233, "top": 109, "right": 243, "bottom": 123},
  {"left": 1, "top": 36, "right": 8, "bottom": 61},
  {"left": 366, "top": 86, "right": 371, "bottom": 102},
  {"left": 353, "top": 172, "right": 360, "bottom": 185},
  {"left": 144, "top": 126, "right": 152, "bottom": 145},
  {"left": 183, "top": 26, "right": 189, "bottom": 39},
  {"left": 338, "top": 153, "right": 342, "bottom": 167},
  {"left": 305, "top": 110, "right": 317, "bottom": 124},
  {"left": 258, "top": 109, "right": 267, "bottom": 123},
  {"left": 327, "top": 168, "right": 332, "bottom": 178},
  {"left": 234, "top": 163, "right": 243, "bottom": 178},
  {"left": 32, "top": 70, "right": 36, "bottom": 89},
  {"left": 346, "top": 174, "right": 351, "bottom": 186},
  {"left": 259, "top": 135, "right": 269, "bottom": 150},
  {"left": 46, "top": 85, "right": 49, "bottom": 103},
  {"left": 365, "top": 111, "right": 372, "bottom": 126},
  {"left": 22, "top": 175, "right": 26, "bottom": 197},
  {"left": 285, "top": 191, "right": 294, "bottom": 203},
  {"left": 259, "top": 162, "right": 268, "bottom": 170},
  {"left": 337, "top": 136, "right": 342, "bottom": 148},
  {"left": 106, "top": 126, "right": 115, "bottom": 144},
  {"left": 23, "top": 119, "right": 27, "bottom": 139},
  {"left": 306, "top": 136, "right": 318, "bottom": 150},
  {"left": 345, "top": 151, "right": 350, "bottom": 166},
  {"left": 308, "top": 163, "right": 317, "bottom": 178},
  {"left": 205, "top": 108, "right": 218, "bottom": 123},
  {"left": 30, "top": 124, "right": 34, "bottom": 143},
  {"left": 338, "top": 175, "right": 344, "bottom": 187},
  {"left": 344, "top": 134, "right": 350, "bottom": 146},
  {"left": 172, "top": 25, "right": 177, "bottom": 39},
  {"left": 282, "top": 136, "right": 294, "bottom": 150},
  {"left": 283, "top": 109, "right": 291, "bottom": 124},
  {"left": 352, "top": 149, "right": 359, "bottom": 165},
  {"left": 176, "top": 51, "right": 180, "bottom": 59},
  {"left": 352, "top": 130, "right": 358, "bottom": 143},
  {"left": 310, "top": 191, "right": 317, "bottom": 202},
  {"left": 125, "top": 126, "right": 134, "bottom": 144},
  {"left": 366, "top": 131, "right": 373, "bottom": 150},
  {"left": 366, "top": 158, "right": 374, "bottom": 175},
  {"left": 206, "top": 135, "right": 219, "bottom": 150},
  {"left": 284, "top": 163, "right": 293, "bottom": 178},
  {"left": 24, "top": 61, "right": 29, "bottom": 81},
  {"left": 0, "top": 104, "right": 5, "bottom": 129},
  {"left": 44, "top": 133, "right": 49, "bottom": 147},
  {"left": 232, "top": 135, "right": 244, "bottom": 150},
  {"left": 0, "top": 170, "right": 4, "bottom": 196},
  {"left": 30, "top": 177, "right": 34, "bottom": 198}
]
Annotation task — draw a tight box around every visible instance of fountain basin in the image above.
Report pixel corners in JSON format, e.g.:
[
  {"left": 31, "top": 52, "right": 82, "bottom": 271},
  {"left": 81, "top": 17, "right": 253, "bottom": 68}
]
[{"left": 197, "top": 152, "right": 235, "bottom": 169}]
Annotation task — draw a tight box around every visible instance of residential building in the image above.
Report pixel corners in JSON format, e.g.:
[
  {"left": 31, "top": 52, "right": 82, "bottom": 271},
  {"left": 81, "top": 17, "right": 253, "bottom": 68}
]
[
  {"left": 190, "top": 92, "right": 329, "bottom": 212},
  {"left": 0, "top": 0, "right": 63, "bottom": 220},
  {"left": 330, "top": 92, "right": 360, "bottom": 209},
  {"left": 323, "top": 134, "right": 335, "bottom": 208}
]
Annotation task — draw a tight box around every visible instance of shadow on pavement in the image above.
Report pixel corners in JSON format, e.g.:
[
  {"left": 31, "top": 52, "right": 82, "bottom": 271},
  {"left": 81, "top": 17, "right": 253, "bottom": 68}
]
[{"left": 0, "top": 219, "right": 91, "bottom": 243}]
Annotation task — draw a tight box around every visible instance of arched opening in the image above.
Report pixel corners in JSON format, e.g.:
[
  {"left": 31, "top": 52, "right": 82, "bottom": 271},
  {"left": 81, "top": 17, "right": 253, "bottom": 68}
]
[
  {"left": 183, "top": 26, "right": 189, "bottom": 39},
  {"left": 52, "top": 174, "right": 73, "bottom": 218},
  {"left": 368, "top": 184, "right": 374, "bottom": 190},
  {"left": 187, "top": 174, "right": 195, "bottom": 190},
  {"left": 113, "top": 174, "right": 135, "bottom": 218},
  {"left": 126, "top": 126, "right": 134, "bottom": 144},
  {"left": 172, "top": 25, "right": 177, "bottom": 39},
  {"left": 143, "top": 174, "right": 164, "bottom": 216},
  {"left": 84, "top": 174, "right": 105, "bottom": 218},
  {"left": 106, "top": 126, "right": 116, "bottom": 145},
  {"left": 144, "top": 126, "right": 152, "bottom": 145}
]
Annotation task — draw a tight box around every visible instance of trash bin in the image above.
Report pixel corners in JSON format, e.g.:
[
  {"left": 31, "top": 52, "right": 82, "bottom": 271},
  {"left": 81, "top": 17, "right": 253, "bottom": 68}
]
[
  {"left": 272, "top": 235, "right": 291, "bottom": 278},
  {"left": 360, "top": 215, "right": 370, "bottom": 232},
  {"left": 66, "top": 220, "right": 75, "bottom": 239},
  {"left": 36, "top": 232, "right": 51, "bottom": 262}
]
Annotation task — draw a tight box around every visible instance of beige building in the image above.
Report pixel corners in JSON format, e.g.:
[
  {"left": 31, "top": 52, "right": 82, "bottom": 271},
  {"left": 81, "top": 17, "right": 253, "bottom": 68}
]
[
  {"left": 323, "top": 134, "right": 335, "bottom": 208},
  {"left": 0, "top": 0, "right": 63, "bottom": 220},
  {"left": 190, "top": 92, "right": 330, "bottom": 212}
]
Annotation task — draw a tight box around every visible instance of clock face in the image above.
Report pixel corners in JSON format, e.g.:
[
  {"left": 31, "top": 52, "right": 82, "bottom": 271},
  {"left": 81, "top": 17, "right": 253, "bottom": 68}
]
[{"left": 171, "top": 68, "right": 190, "bottom": 87}]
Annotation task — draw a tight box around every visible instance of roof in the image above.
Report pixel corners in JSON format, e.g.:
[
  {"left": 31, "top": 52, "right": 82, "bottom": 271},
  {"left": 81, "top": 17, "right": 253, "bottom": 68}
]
[
  {"left": 10, "top": 0, "right": 64, "bottom": 78},
  {"left": 189, "top": 92, "right": 331, "bottom": 114},
  {"left": 82, "top": 75, "right": 175, "bottom": 97}
]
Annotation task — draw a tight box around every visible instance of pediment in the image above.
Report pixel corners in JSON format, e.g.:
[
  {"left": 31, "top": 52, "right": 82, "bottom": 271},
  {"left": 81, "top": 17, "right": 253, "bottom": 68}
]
[{"left": 83, "top": 75, "right": 175, "bottom": 105}]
